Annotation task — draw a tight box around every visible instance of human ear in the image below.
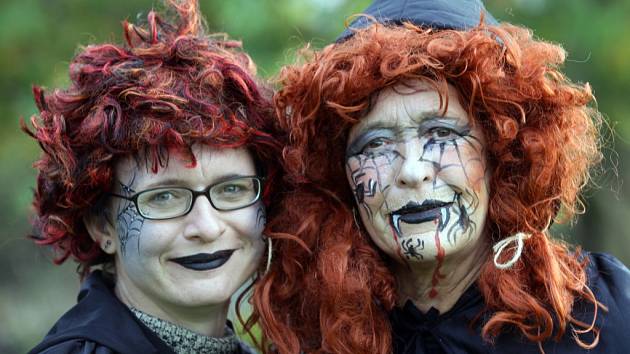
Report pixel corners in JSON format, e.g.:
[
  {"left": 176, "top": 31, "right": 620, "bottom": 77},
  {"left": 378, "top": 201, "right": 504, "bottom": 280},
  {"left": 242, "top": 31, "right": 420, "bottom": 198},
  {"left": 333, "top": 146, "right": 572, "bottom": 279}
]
[{"left": 84, "top": 210, "right": 118, "bottom": 255}]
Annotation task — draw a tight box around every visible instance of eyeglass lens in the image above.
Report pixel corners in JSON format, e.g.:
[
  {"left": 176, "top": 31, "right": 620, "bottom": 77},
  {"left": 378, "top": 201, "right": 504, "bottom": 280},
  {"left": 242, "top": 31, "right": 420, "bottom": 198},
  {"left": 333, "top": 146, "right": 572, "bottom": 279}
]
[{"left": 135, "top": 177, "right": 260, "bottom": 219}]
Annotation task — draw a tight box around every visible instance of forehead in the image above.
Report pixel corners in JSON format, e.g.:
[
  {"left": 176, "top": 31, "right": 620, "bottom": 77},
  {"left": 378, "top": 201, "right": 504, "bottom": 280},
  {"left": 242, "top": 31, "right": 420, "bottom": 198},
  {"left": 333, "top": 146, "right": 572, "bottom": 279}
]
[
  {"left": 114, "top": 145, "right": 256, "bottom": 189},
  {"left": 348, "top": 81, "right": 469, "bottom": 140}
]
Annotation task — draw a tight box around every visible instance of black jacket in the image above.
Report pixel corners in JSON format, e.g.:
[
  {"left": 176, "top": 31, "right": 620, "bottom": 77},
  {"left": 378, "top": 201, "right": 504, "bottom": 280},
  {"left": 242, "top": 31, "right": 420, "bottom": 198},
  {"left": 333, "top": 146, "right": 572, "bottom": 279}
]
[
  {"left": 391, "top": 252, "right": 630, "bottom": 354},
  {"left": 28, "top": 271, "right": 254, "bottom": 354}
]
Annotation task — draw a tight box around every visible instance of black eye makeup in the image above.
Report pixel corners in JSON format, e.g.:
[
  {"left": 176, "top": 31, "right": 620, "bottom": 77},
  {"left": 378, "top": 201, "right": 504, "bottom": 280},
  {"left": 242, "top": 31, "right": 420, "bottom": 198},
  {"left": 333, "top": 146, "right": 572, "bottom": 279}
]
[
  {"left": 347, "top": 128, "right": 397, "bottom": 157},
  {"left": 416, "top": 118, "right": 471, "bottom": 140},
  {"left": 347, "top": 118, "right": 473, "bottom": 158}
]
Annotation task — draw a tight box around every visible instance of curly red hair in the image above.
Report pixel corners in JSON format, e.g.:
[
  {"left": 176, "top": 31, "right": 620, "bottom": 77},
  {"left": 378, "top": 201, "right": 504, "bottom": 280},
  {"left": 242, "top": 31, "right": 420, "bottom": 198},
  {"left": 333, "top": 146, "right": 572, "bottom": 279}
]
[
  {"left": 252, "top": 22, "right": 603, "bottom": 353},
  {"left": 22, "top": 0, "right": 282, "bottom": 276}
]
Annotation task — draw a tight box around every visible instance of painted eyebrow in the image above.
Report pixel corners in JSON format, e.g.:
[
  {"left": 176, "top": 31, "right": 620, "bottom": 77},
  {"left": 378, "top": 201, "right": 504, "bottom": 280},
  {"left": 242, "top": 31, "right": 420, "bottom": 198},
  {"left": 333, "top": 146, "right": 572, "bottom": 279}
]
[
  {"left": 352, "top": 111, "right": 461, "bottom": 136},
  {"left": 350, "top": 116, "right": 464, "bottom": 141},
  {"left": 415, "top": 117, "right": 471, "bottom": 133},
  {"left": 140, "top": 173, "right": 244, "bottom": 190}
]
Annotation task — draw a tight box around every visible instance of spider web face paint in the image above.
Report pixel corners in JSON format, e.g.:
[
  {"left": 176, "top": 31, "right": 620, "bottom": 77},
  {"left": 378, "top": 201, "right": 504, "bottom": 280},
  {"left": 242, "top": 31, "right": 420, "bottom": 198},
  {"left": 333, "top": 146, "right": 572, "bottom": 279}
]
[
  {"left": 345, "top": 82, "right": 490, "bottom": 270},
  {"left": 116, "top": 174, "right": 145, "bottom": 256},
  {"left": 109, "top": 146, "right": 266, "bottom": 313}
]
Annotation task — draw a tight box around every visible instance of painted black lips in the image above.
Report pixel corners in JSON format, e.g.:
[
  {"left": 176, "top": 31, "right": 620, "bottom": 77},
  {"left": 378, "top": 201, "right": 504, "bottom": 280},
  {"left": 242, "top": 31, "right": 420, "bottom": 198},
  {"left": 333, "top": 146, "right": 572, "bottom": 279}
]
[
  {"left": 393, "top": 200, "right": 453, "bottom": 224},
  {"left": 171, "top": 250, "right": 234, "bottom": 271}
]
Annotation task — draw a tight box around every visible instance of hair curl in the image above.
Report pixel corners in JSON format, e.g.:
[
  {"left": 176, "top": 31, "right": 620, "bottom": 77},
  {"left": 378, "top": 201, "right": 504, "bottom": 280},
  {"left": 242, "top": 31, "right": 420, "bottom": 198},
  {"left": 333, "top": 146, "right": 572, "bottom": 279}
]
[
  {"left": 252, "top": 21, "right": 603, "bottom": 353},
  {"left": 22, "top": 0, "right": 283, "bottom": 276}
]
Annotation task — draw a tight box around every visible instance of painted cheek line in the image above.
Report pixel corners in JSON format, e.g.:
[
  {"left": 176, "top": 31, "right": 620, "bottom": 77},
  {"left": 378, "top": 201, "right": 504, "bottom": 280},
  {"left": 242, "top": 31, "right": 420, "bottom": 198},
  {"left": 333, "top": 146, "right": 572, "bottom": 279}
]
[
  {"left": 255, "top": 206, "right": 266, "bottom": 229},
  {"left": 439, "top": 207, "right": 450, "bottom": 231},
  {"left": 360, "top": 203, "right": 374, "bottom": 220},
  {"left": 371, "top": 155, "right": 391, "bottom": 212},
  {"left": 461, "top": 134, "right": 484, "bottom": 152}
]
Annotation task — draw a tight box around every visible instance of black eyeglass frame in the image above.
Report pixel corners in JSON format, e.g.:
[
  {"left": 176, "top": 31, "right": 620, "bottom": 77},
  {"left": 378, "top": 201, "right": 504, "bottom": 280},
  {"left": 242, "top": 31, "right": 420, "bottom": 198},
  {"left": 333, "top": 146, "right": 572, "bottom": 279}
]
[{"left": 108, "top": 175, "right": 264, "bottom": 220}]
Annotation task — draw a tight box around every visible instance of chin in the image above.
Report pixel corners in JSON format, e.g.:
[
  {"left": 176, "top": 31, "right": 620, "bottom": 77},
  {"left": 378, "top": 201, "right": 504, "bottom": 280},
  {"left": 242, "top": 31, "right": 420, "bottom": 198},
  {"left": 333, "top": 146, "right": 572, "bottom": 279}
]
[
  {"left": 172, "top": 289, "right": 234, "bottom": 308},
  {"left": 169, "top": 277, "right": 238, "bottom": 305}
]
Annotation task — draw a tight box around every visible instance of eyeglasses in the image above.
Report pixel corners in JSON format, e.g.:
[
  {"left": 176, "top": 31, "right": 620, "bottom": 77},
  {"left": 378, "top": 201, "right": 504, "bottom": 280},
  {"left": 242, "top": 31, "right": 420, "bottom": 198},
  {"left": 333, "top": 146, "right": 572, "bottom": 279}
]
[{"left": 109, "top": 176, "right": 263, "bottom": 220}]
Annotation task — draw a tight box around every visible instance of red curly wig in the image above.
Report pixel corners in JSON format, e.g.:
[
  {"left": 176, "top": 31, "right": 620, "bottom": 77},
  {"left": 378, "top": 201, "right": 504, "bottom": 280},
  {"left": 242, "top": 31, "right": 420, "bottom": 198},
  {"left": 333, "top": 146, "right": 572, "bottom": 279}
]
[
  {"left": 22, "top": 0, "right": 283, "bottom": 276},
  {"left": 252, "top": 21, "right": 603, "bottom": 353}
]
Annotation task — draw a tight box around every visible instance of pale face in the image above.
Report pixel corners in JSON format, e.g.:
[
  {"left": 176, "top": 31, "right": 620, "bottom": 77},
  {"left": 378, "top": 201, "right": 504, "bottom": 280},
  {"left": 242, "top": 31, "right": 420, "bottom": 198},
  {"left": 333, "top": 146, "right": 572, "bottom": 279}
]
[
  {"left": 345, "top": 81, "right": 489, "bottom": 265},
  {"left": 107, "top": 145, "right": 265, "bottom": 312}
]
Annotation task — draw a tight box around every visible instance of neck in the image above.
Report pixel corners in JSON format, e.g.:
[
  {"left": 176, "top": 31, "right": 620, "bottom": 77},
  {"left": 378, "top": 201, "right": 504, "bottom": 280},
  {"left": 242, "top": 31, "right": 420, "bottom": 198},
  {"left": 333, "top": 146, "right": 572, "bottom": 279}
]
[
  {"left": 393, "top": 238, "right": 489, "bottom": 314},
  {"left": 114, "top": 276, "right": 229, "bottom": 337}
]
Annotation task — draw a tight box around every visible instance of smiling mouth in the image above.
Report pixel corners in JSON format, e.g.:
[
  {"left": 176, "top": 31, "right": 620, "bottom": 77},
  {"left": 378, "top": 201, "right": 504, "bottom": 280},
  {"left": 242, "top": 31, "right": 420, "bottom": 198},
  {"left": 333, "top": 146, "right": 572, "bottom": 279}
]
[
  {"left": 171, "top": 250, "right": 235, "bottom": 271},
  {"left": 390, "top": 200, "right": 453, "bottom": 236}
]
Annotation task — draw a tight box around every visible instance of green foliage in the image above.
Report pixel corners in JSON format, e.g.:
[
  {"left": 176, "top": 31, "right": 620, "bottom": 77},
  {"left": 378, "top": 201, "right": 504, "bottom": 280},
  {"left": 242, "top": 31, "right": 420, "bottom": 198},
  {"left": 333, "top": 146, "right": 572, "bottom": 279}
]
[{"left": 0, "top": 1, "right": 628, "bottom": 353}]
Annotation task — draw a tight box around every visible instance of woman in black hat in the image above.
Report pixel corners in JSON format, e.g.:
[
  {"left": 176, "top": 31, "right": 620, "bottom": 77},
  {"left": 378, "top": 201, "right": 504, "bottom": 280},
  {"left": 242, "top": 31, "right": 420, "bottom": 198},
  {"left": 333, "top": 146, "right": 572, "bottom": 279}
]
[{"left": 251, "top": 0, "right": 630, "bottom": 353}]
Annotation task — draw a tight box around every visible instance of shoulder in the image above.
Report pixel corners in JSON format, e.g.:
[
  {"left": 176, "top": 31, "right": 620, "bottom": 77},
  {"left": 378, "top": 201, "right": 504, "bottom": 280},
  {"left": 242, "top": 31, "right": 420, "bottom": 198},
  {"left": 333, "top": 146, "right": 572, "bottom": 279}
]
[
  {"left": 28, "top": 339, "right": 116, "bottom": 354},
  {"left": 29, "top": 271, "right": 165, "bottom": 354},
  {"left": 586, "top": 252, "right": 630, "bottom": 303},
  {"left": 583, "top": 252, "right": 630, "bottom": 348}
]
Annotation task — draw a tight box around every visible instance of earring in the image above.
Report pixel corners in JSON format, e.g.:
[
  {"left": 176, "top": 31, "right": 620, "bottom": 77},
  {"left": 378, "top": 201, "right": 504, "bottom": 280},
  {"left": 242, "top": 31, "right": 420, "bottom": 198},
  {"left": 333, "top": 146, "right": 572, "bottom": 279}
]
[
  {"left": 264, "top": 236, "right": 273, "bottom": 274},
  {"left": 104, "top": 239, "right": 112, "bottom": 251},
  {"left": 492, "top": 232, "right": 531, "bottom": 269}
]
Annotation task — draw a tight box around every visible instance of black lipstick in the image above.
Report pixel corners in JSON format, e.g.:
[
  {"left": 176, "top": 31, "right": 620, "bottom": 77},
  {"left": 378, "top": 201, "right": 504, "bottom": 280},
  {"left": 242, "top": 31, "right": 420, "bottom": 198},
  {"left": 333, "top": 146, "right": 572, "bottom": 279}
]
[
  {"left": 390, "top": 200, "right": 453, "bottom": 236},
  {"left": 171, "top": 250, "right": 234, "bottom": 271}
]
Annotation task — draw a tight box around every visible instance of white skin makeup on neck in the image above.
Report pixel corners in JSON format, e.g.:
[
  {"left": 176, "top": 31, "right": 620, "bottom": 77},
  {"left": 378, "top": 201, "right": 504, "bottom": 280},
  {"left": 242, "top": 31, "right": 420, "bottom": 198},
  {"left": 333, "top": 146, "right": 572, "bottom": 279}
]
[
  {"left": 87, "top": 145, "right": 265, "bottom": 337},
  {"left": 345, "top": 80, "right": 490, "bottom": 314}
]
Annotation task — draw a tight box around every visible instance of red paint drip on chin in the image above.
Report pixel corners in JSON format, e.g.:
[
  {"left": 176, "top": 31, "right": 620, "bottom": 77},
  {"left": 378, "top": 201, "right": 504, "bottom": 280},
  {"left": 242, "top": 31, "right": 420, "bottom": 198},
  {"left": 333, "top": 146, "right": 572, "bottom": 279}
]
[{"left": 429, "top": 226, "right": 446, "bottom": 299}]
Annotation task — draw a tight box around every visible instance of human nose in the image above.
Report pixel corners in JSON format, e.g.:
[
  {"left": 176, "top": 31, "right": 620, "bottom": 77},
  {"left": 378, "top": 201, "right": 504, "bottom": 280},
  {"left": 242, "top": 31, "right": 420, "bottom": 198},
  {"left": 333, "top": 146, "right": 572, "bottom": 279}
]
[
  {"left": 182, "top": 194, "right": 226, "bottom": 242},
  {"left": 394, "top": 139, "right": 437, "bottom": 188}
]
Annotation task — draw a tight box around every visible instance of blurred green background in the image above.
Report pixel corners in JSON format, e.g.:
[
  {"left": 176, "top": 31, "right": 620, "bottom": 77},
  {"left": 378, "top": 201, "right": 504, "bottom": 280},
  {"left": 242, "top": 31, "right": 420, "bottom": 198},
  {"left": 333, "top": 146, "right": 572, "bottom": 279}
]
[{"left": 0, "top": 0, "right": 628, "bottom": 353}]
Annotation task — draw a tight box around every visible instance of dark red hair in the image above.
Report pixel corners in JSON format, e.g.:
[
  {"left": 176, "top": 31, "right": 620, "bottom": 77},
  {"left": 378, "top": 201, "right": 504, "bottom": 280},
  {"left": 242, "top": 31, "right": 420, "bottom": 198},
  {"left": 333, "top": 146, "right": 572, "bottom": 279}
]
[
  {"left": 22, "top": 0, "right": 282, "bottom": 276},
  {"left": 252, "top": 22, "right": 603, "bottom": 353}
]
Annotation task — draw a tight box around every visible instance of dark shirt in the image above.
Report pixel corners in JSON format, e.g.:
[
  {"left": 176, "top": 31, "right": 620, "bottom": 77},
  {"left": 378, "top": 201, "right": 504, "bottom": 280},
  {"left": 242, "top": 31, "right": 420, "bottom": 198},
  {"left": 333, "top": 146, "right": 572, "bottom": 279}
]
[
  {"left": 391, "top": 253, "right": 630, "bottom": 354},
  {"left": 28, "top": 271, "right": 254, "bottom": 354}
]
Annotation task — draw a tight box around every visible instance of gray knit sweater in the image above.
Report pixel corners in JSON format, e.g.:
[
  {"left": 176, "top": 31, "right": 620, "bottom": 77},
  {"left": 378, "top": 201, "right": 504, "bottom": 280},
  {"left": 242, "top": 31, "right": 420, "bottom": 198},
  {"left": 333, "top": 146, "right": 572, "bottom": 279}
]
[{"left": 130, "top": 307, "right": 247, "bottom": 354}]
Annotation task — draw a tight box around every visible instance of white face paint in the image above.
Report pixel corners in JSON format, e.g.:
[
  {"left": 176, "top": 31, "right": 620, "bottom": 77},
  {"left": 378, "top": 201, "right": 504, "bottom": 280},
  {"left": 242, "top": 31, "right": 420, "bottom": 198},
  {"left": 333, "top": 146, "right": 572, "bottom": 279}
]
[
  {"left": 110, "top": 145, "right": 265, "bottom": 311},
  {"left": 345, "top": 81, "right": 489, "bottom": 279}
]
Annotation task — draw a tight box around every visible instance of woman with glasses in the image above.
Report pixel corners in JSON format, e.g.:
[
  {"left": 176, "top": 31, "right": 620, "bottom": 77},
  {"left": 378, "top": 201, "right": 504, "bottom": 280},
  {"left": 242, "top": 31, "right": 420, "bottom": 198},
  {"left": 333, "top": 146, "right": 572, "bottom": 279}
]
[{"left": 24, "top": 1, "right": 280, "bottom": 353}]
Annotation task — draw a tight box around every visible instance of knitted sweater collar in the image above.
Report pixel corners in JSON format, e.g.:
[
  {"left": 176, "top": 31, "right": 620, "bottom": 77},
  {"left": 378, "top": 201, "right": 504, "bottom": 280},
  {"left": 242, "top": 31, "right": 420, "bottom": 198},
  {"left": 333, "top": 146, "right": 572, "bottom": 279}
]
[{"left": 130, "top": 308, "right": 239, "bottom": 354}]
